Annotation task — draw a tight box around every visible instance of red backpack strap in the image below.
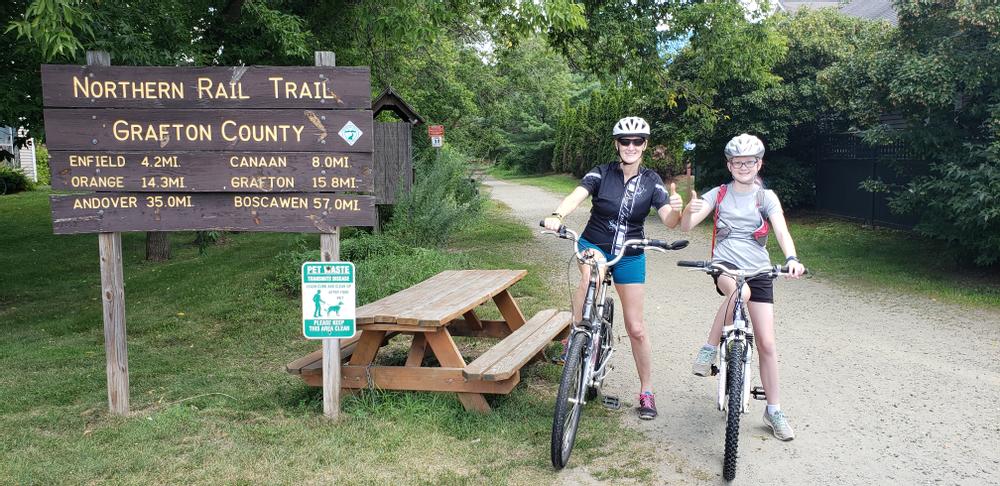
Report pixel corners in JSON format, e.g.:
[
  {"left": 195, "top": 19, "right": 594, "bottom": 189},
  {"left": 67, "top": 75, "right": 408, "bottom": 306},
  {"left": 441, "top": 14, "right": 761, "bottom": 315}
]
[{"left": 710, "top": 184, "right": 728, "bottom": 257}]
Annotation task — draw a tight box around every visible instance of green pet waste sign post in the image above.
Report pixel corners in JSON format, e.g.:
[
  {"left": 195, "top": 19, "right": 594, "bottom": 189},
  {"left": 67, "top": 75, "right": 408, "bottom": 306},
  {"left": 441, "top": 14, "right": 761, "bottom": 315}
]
[{"left": 302, "top": 262, "right": 357, "bottom": 339}]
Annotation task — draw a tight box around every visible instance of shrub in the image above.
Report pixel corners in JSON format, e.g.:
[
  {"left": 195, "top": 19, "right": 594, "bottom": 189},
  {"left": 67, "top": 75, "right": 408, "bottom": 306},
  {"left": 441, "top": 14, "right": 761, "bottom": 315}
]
[
  {"left": 34, "top": 145, "right": 50, "bottom": 186},
  {"left": 0, "top": 166, "right": 32, "bottom": 194},
  {"left": 267, "top": 233, "right": 466, "bottom": 302},
  {"left": 386, "top": 147, "right": 483, "bottom": 248}
]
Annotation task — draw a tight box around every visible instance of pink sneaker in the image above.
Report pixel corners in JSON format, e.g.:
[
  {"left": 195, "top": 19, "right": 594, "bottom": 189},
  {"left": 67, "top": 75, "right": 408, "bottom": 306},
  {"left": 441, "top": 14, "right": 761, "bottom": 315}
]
[{"left": 637, "top": 392, "right": 657, "bottom": 420}]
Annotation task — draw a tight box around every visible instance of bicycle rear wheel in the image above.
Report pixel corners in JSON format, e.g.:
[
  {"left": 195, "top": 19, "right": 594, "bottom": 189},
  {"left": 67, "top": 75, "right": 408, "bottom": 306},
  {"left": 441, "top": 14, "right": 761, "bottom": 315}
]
[
  {"left": 723, "top": 340, "right": 746, "bottom": 481},
  {"left": 551, "top": 333, "right": 588, "bottom": 469}
]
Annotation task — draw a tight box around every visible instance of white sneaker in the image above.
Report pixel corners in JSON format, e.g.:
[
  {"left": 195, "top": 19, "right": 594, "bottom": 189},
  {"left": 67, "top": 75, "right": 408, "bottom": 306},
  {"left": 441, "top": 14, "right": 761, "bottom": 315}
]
[
  {"left": 763, "top": 410, "right": 795, "bottom": 441},
  {"left": 692, "top": 346, "right": 717, "bottom": 377}
]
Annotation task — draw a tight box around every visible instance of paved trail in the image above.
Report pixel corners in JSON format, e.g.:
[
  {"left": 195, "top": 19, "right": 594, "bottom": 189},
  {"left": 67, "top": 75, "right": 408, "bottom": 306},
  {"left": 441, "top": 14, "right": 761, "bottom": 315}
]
[{"left": 484, "top": 176, "right": 1000, "bottom": 485}]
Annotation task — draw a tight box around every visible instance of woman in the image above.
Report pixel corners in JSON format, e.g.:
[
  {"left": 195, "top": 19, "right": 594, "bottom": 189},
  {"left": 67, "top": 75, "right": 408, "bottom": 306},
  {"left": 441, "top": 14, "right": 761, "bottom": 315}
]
[
  {"left": 543, "top": 116, "right": 683, "bottom": 420},
  {"left": 680, "top": 133, "right": 805, "bottom": 440}
]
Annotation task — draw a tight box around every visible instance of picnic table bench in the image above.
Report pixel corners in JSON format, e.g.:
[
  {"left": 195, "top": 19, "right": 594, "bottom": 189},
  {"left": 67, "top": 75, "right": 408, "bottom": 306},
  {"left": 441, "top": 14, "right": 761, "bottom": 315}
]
[{"left": 286, "top": 269, "right": 572, "bottom": 412}]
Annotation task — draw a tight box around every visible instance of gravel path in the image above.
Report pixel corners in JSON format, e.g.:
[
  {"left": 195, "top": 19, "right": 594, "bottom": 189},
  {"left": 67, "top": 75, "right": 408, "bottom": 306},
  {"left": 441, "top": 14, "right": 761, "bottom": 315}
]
[{"left": 484, "top": 176, "right": 1000, "bottom": 485}]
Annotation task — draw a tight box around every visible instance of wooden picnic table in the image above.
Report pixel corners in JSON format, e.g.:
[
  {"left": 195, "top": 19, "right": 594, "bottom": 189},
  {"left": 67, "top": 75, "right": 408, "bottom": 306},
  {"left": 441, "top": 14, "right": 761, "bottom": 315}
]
[{"left": 286, "top": 269, "right": 572, "bottom": 412}]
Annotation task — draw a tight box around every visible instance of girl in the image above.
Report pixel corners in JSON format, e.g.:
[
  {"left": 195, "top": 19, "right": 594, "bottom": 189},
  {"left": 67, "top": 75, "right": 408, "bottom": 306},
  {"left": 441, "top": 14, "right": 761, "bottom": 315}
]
[{"left": 680, "top": 133, "right": 805, "bottom": 440}]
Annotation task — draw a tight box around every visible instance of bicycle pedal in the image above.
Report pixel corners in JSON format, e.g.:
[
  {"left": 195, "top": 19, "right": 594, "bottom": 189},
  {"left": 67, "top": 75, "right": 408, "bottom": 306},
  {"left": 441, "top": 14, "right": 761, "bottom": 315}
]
[
  {"left": 751, "top": 386, "right": 766, "bottom": 400},
  {"left": 601, "top": 395, "right": 621, "bottom": 410},
  {"left": 711, "top": 365, "right": 720, "bottom": 376}
]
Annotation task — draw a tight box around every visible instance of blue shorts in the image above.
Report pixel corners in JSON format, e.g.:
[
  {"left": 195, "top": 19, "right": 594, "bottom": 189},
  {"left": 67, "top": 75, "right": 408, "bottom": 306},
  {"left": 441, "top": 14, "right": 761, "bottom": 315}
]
[{"left": 577, "top": 237, "right": 646, "bottom": 284}]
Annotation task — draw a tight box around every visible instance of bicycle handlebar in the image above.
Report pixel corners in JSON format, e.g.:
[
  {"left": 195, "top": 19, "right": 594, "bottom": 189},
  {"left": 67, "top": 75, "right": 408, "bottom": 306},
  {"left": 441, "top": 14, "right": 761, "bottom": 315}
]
[
  {"left": 676, "top": 260, "right": 808, "bottom": 279},
  {"left": 539, "top": 221, "right": 688, "bottom": 267}
]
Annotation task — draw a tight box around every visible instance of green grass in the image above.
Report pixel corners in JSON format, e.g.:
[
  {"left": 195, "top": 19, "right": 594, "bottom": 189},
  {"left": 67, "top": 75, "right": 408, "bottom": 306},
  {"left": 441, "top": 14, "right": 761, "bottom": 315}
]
[
  {"left": 768, "top": 216, "right": 1000, "bottom": 309},
  {"left": 486, "top": 167, "right": 581, "bottom": 196},
  {"left": 0, "top": 190, "right": 652, "bottom": 484},
  {"left": 490, "top": 169, "right": 1000, "bottom": 309}
]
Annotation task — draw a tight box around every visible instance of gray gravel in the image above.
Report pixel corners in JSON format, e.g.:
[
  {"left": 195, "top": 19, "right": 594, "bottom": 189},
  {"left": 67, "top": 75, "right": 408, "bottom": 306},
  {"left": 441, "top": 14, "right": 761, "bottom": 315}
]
[{"left": 484, "top": 176, "right": 1000, "bottom": 485}]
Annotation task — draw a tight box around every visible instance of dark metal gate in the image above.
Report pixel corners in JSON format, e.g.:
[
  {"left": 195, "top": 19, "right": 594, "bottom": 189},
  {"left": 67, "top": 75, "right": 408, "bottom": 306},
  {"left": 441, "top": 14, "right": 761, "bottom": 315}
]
[{"left": 815, "top": 134, "right": 926, "bottom": 229}]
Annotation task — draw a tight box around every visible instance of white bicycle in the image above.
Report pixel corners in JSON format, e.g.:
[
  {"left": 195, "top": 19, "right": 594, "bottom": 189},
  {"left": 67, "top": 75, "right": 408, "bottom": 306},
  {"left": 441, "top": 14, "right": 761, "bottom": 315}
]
[{"left": 677, "top": 260, "right": 807, "bottom": 481}]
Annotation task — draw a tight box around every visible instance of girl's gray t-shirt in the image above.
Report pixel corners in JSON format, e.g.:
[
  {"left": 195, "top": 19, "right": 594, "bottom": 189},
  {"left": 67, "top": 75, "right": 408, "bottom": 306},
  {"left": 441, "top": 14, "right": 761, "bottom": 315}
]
[{"left": 702, "top": 185, "right": 782, "bottom": 269}]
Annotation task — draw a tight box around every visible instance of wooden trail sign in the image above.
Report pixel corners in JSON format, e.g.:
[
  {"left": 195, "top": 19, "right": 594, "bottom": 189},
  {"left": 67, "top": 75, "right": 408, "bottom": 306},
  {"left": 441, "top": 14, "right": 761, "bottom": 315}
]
[
  {"left": 49, "top": 151, "right": 373, "bottom": 193},
  {"left": 43, "top": 108, "right": 373, "bottom": 152},
  {"left": 46, "top": 52, "right": 368, "bottom": 418},
  {"left": 50, "top": 192, "right": 375, "bottom": 234},
  {"left": 41, "top": 65, "right": 371, "bottom": 109}
]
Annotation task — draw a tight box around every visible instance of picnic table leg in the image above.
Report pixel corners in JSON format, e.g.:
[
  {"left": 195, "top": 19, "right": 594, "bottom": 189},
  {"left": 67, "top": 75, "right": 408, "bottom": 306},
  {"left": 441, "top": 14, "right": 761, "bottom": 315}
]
[
  {"left": 348, "top": 330, "right": 386, "bottom": 366},
  {"left": 424, "top": 329, "right": 491, "bottom": 413},
  {"left": 405, "top": 333, "right": 428, "bottom": 367},
  {"left": 462, "top": 310, "right": 484, "bottom": 331},
  {"left": 493, "top": 289, "right": 527, "bottom": 332}
]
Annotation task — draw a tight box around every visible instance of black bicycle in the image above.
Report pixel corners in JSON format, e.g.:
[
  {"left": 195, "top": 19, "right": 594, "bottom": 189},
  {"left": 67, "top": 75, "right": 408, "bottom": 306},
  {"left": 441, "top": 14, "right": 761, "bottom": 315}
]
[
  {"left": 677, "top": 260, "right": 806, "bottom": 481},
  {"left": 544, "top": 223, "right": 687, "bottom": 469}
]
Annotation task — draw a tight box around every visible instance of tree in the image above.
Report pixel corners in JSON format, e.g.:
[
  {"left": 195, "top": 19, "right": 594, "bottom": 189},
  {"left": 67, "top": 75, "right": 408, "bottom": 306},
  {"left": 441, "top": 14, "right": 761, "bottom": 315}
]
[
  {"left": 821, "top": 1, "right": 1000, "bottom": 265},
  {"left": 679, "top": 8, "right": 881, "bottom": 209}
]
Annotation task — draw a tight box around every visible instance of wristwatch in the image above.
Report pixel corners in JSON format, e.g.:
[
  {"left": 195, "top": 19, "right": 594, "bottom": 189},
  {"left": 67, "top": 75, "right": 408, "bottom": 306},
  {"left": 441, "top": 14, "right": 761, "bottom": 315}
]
[
  {"left": 785, "top": 255, "right": 799, "bottom": 263},
  {"left": 551, "top": 212, "right": 564, "bottom": 220}
]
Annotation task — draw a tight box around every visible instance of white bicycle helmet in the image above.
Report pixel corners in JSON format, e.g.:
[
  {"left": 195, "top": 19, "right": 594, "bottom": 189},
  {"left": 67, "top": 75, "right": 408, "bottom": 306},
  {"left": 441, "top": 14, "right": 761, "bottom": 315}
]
[
  {"left": 724, "top": 133, "right": 765, "bottom": 159},
  {"left": 612, "top": 117, "right": 651, "bottom": 138}
]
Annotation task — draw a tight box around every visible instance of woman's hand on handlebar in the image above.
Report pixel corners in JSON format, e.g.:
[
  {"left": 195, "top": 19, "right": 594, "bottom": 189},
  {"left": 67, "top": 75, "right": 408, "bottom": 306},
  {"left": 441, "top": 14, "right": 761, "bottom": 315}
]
[{"left": 543, "top": 215, "right": 564, "bottom": 231}]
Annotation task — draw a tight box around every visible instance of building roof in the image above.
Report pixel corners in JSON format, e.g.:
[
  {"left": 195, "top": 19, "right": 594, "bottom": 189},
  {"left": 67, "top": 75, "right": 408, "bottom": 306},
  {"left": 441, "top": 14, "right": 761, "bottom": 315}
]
[
  {"left": 778, "top": 1, "right": 840, "bottom": 13},
  {"left": 777, "top": 0, "right": 898, "bottom": 25},
  {"left": 839, "top": 0, "right": 897, "bottom": 25},
  {"left": 372, "top": 86, "right": 424, "bottom": 125}
]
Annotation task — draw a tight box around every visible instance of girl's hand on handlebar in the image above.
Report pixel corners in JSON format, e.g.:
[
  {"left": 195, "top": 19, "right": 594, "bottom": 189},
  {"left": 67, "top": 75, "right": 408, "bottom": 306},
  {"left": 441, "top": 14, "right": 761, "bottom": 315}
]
[
  {"left": 543, "top": 216, "right": 563, "bottom": 231},
  {"left": 785, "top": 260, "right": 806, "bottom": 279}
]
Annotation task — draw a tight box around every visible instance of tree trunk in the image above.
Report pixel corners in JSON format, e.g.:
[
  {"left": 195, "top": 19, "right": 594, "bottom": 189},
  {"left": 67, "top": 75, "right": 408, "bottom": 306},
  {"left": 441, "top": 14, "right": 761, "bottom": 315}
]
[{"left": 145, "top": 232, "right": 171, "bottom": 261}]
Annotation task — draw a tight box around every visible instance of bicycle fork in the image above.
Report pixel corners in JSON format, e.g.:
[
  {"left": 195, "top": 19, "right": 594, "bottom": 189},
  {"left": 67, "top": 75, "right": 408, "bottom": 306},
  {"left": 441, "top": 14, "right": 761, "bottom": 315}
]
[{"left": 717, "top": 319, "right": 758, "bottom": 413}]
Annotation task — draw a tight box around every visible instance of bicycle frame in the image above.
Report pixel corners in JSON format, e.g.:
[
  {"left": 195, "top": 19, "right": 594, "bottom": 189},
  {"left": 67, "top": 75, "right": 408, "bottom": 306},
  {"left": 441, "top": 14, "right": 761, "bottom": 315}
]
[
  {"left": 567, "top": 240, "right": 616, "bottom": 406},
  {"left": 716, "top": 274, "right": 756, "bottom": 414},
  {"left": 545, "top": 227, "right": 687, "bottom": 405}
]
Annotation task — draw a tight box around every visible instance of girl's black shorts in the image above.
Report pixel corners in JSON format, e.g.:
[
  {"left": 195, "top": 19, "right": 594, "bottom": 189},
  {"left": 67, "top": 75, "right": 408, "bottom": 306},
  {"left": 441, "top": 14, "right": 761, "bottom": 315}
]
[{"left": 712, "top": 261, "right": 774, "bottom": 304}]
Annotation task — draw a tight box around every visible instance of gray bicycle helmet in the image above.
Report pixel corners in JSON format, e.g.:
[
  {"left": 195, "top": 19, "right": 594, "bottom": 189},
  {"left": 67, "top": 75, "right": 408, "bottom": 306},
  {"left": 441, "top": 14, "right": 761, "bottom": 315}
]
[
  {"left": 612, "top": 117, "right": 651, "bottom": 138},
  {"left": 724, "top": 133, "right": 765, "bottom": 159}
]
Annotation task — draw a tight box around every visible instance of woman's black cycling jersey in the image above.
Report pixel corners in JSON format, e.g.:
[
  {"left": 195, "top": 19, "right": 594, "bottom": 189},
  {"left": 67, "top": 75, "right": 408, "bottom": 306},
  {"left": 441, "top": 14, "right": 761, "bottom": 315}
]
[{"left": 579, "top": 163, "right": 669, "bottom": 257}]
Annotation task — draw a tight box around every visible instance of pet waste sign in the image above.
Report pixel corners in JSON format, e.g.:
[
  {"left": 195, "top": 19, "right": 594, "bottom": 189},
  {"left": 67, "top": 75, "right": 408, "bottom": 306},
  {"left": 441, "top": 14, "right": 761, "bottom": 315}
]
[{"left": 301, "top": 262, "right": 356, "bottom": 339}]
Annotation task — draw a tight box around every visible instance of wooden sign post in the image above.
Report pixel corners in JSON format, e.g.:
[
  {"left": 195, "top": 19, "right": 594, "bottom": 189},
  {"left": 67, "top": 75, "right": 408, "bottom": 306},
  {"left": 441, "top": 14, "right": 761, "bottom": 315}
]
[
  {"left": 43, "top": 51, "right": 374, "bottom": 418},
  {"left": 315, "top": 50, "right": 342, "bottom": 421}
]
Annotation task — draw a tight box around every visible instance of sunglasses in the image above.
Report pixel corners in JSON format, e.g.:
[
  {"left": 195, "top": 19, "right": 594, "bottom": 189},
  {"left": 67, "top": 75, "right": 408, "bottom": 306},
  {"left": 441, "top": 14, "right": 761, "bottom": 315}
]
[
  {"left": 728, "top": 159, "right": 760, "bottom": 169},
  {"left": 617, "top": 138, "right": 647, "bottom": 147}
]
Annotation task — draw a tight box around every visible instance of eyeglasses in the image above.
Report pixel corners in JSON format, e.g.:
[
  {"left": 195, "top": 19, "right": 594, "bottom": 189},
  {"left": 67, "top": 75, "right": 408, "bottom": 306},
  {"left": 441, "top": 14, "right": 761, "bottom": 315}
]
[
  {"left": 728, "top": 159, "right": 760, "bottom": 169},
  {"left": 617, "top": 138, "right": 647, "bottom": 147}
]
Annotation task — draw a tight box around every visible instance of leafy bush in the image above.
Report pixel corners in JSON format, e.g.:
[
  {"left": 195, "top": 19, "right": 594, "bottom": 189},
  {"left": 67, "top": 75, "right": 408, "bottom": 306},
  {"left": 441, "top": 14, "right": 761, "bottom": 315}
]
[
  {"left": 385, "top": 146, "right": 483, "bottom": 248},
  {"left": 890, "top": 152, "right": 1000, "bottom": 266},
  {"left": 341, "top": 232, "right": 412, "bottom": 261},
  {"left": 34, "top": 145, "right": 50, "bottom": 186},
  {"left": 267, "top": 233, "right": 466, "bottom": 303},
  {"left": 0, "top": 166, "right": 32, "bottom": 194},
  {"left": 761, "top": 155, "right": 815, "bottom": 211},
  {"left": 693, "top": 153, "right": 814, "bottom": 211}
]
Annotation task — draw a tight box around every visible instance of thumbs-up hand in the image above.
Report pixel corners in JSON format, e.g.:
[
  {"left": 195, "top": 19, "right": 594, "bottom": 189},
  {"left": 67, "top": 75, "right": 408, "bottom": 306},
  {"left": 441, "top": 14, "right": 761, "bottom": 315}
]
[
  {"left": 668, "top": 182, "right": 683, "bottom": 212},
  {"left": 686, "top": 189, "right": 704, "bottom": 214}
]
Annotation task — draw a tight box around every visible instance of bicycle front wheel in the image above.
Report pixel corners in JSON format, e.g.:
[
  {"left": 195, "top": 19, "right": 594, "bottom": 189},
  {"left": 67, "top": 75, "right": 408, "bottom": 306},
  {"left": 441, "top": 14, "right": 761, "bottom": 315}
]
[
  {"left": 551, "top": 333, "right": 588, "bottom": 470},
  {"left": 723, "top": 340, "right": 746, "bottom": 481}
]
